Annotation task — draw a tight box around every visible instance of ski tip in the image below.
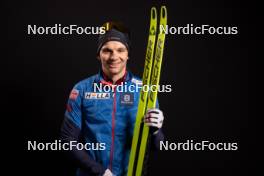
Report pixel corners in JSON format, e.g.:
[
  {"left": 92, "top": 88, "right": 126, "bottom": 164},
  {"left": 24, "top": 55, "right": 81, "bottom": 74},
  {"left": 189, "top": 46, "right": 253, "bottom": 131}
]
[
  {"left": 160, "top": 6, "right": 167, "bottom": 19},
  {"left": 150, "top": 7, "right": 157, "bottom": 20}
]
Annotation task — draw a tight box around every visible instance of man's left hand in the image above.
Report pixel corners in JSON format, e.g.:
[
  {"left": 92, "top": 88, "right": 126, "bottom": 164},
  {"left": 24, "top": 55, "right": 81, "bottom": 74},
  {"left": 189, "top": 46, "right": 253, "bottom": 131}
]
[{"left": 144, "top": 108, "right": 164, "bottom": 134}]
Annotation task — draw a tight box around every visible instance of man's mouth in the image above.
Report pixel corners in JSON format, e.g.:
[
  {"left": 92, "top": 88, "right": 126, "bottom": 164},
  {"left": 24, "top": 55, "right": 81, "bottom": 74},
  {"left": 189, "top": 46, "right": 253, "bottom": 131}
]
[{"left": 108, "top": 63, "right": 120, "bottom": 68}]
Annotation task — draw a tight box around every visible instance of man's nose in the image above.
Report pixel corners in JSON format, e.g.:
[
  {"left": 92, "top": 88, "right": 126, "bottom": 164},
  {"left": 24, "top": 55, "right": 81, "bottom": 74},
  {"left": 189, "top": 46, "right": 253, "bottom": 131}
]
[{"left": 110, "top": 51, "right": 118, "bottom": 60}]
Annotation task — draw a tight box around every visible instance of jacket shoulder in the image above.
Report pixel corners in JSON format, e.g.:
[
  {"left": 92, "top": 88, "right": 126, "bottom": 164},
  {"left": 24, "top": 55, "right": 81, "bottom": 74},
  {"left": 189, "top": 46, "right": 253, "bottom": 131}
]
[{"left": 130, "top": 75, "right": 142, "bottom": 85}]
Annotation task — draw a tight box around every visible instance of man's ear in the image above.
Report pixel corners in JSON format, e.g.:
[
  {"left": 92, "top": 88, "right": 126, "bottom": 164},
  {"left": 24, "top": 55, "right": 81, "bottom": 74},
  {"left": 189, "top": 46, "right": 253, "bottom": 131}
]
[{"left": 97, "top": 55, "right": 101, "bottom": 61}]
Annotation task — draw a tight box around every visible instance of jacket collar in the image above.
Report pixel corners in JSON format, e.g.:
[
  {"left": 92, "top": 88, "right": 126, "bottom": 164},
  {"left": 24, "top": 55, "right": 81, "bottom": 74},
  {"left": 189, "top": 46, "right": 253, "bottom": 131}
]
[{"left": 95, "top": 69, "right": 132, "bottom": 85}]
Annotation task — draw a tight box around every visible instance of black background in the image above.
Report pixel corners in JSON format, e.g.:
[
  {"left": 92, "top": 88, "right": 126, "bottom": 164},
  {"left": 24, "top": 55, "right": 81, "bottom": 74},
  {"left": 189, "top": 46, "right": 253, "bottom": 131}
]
[{"left": 5, "top": 0, "right": 256, "bottom": 175}]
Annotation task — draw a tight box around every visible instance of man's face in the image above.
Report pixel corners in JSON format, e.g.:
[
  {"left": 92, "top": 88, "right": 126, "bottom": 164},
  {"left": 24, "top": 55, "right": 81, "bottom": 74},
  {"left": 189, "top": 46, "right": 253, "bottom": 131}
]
[{"left": 98, "top": 41, "right": 129, "bottom": 77}]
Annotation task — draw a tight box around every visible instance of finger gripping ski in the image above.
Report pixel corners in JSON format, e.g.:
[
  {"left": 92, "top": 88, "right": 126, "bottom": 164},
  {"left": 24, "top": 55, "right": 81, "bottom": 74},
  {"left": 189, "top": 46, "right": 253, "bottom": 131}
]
[{"left": 127, "top": 6, "right": 167, "bottom": 176}]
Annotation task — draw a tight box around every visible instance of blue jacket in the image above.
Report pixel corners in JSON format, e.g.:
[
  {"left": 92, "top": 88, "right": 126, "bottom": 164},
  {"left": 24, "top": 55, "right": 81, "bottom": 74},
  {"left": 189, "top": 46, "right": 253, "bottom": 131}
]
[{"left": 61, "top": 71, "right": 164, "bottom": 176}]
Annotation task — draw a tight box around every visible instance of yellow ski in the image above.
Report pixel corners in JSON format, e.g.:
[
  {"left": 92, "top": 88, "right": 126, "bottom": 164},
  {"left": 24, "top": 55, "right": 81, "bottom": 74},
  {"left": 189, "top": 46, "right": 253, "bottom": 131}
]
[
  {"left": 127, "top": 7, "right": 157, "bottom": 176},
  {"left": 128, "top": 6, "right": 167, "bottom": 176},
  {"left": 135, "top": 6, "right": 167, "bottom": 176}
]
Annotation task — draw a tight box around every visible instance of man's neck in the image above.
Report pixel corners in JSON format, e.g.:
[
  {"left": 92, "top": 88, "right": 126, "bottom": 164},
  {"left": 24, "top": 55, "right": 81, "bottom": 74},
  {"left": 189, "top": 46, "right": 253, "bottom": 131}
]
[{"left": 103, "top": 69, "right": 126, "bottom": 84}]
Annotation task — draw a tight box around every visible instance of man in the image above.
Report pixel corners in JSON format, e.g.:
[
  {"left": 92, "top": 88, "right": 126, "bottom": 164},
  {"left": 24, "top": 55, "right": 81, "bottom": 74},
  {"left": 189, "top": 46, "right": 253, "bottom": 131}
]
[{"left": 61, "top": 22, "right": 164, "bottom": 176}]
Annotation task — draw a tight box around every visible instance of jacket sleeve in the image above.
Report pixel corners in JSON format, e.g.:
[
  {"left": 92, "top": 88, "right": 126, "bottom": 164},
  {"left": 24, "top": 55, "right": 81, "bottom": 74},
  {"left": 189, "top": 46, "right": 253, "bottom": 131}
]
[
  {"left": 151, "top": 129, "right": 164, "bottom": 149},
  {"left": 60, "top": 86, "right": 105, "bottom": 175}
]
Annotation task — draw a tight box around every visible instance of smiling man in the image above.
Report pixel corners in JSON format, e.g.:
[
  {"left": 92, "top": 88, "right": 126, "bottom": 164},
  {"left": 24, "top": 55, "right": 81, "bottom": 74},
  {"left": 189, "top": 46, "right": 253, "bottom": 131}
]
[
  {"left": 99, "top": 40, "right": 128, "bottom": 83},
  {"left": 61, "top": 21, "right": 165, "bottom": 176}
]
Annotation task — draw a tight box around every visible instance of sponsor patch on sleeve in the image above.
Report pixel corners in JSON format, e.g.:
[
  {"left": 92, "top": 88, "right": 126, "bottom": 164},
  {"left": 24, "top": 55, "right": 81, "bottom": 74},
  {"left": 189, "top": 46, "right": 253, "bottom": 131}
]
[
  {"left": 66, "top": 104, "right": 72, "bottom": 112},
  {"left": 69, "top": 89, "right": 79, "bottom": 100}
]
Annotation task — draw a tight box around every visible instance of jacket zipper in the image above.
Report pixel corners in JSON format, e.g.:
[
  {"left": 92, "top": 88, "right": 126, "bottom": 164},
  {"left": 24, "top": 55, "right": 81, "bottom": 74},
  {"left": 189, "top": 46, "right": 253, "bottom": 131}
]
[{"left": 109, "top": 87, "right": 116, "bottom": 171}]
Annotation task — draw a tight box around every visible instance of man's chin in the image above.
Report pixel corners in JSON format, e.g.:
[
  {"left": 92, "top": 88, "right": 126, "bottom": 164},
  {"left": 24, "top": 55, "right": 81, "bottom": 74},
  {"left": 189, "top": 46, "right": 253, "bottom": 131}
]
[{"left": 108, "top": 68, "right": 120, "bottom": 74}]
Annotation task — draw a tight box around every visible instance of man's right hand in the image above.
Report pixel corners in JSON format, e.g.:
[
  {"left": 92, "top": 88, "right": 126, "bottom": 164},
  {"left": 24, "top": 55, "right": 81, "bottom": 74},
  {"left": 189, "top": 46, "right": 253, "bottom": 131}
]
[{"left": 103, "top": 169, "right": 113, "bottom": 176}]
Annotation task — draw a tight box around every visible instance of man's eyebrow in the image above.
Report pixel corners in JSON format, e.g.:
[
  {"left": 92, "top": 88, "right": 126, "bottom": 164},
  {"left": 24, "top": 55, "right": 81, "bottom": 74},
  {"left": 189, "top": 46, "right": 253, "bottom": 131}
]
[
  {"left": 117, "top": 45, "right": 128, "bottom": 50},
  {"left": 102, "top": 46, "right": 126, "bottom": 51},
  {"left": 101, "top": 47, "right": 112, "bottom": 51}
]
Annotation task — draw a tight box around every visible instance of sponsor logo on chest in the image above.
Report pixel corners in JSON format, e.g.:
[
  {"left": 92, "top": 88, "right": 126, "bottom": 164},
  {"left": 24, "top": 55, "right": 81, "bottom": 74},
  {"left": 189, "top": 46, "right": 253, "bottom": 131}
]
[
  {"left": 85, "top": 92, "right": 110, "bottom": 99},
  {"left": 120, "top": 93, "right": 134, "bottom": 105}
]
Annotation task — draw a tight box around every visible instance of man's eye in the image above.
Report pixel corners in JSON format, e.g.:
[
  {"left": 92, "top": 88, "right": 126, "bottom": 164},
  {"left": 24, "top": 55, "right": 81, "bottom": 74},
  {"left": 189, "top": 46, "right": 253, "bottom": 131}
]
[
  {"left": 102, "top": 48, "right": 112, "bottom": 53},
  {"left": 118, "top": 48, "right": 126, "bottom": 52}
]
